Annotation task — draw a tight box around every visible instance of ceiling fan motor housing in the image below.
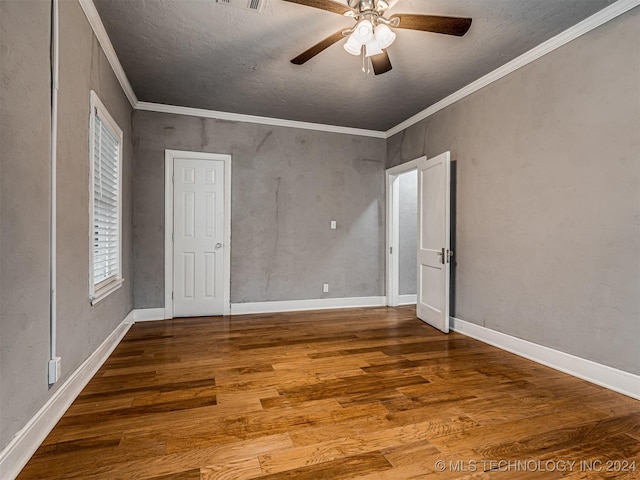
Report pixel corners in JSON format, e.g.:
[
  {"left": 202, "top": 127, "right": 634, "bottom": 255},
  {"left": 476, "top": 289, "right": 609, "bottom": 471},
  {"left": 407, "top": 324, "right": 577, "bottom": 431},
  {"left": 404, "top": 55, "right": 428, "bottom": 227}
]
[{"left": 348, "top": 0, "right": 389, "bottom": 14}]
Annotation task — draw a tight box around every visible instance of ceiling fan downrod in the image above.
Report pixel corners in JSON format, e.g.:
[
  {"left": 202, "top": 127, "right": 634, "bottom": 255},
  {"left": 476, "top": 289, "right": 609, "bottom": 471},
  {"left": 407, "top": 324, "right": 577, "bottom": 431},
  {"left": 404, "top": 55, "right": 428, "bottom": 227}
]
[{"left": 345, "top": 0, "right": 400, "bottom": 27}]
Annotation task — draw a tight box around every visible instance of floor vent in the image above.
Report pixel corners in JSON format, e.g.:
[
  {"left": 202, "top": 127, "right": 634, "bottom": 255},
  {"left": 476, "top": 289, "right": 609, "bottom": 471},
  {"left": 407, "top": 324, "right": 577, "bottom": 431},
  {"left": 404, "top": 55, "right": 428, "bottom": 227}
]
[{"left": 215, "top": 0, "right": 266, "bottom": 12}]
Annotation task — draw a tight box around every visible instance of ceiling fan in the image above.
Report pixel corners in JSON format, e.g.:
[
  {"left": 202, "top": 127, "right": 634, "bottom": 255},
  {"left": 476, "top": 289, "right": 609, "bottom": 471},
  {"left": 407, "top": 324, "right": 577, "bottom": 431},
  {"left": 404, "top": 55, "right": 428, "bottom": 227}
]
[{"left": 284, "top": 0, "right": 472, "bottom": 75}]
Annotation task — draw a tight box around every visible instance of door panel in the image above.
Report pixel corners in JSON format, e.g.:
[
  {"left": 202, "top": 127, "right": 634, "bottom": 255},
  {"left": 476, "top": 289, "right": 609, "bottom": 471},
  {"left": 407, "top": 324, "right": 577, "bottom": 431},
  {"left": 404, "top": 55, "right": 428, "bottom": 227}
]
[
  {"left": 173, "top": 158, "right": 225, "bottom": 317},
  {"left": 417, "top": 152, "right": 451, "bottom": 333},
  {"left": 182, "top": 252, "right": 195, "bottom": 299}
]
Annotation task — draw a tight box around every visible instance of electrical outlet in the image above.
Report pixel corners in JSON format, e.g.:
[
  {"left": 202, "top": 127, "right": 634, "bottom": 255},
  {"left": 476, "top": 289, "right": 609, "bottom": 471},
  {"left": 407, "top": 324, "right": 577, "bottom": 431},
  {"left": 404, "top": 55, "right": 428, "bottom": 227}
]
[
  {"left": 48, "top": 357, "right": 61, "bottom": 384},
  {"left": 323, "top": 283, "right": 329, "bottom": 293}
]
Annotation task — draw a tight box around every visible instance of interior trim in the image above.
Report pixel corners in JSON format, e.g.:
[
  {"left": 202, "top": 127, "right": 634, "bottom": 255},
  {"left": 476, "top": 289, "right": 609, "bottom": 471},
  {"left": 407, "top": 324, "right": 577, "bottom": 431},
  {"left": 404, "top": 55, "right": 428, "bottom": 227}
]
[
  {"left": 3, "top": 307, "right": 637, "bottom": 479},
  {"left": 164, "top": 150, "right": 233, "bottom": 318},
  {"left": 385, "top": 158, "right": 422, "bottom": 307},
  {"left": 136, "top": 102, "right": 387, "bottom": 139},
  {"left": 79, "top": 0, "right": 639, "bottom": 138},
  {"left": 77, "top": 0, "right": 137, "bottom": 107},
  {"left": 385, "top": 0, "right": 640, "bottom": 137},
  {"left": 451, "top": 317, "right": 640, "bottom": 400},
  {"left": 397, "top": 294, "right": 417, "bottom": 305},
  {"left": 230, "top": 296, "right": 387, "bottom": 315},
  {"left": 0, "top": 312, "right": 134, "bottom": 480},
  {"left": 132, "top": 308, "right": 166, "bottom": 322}
]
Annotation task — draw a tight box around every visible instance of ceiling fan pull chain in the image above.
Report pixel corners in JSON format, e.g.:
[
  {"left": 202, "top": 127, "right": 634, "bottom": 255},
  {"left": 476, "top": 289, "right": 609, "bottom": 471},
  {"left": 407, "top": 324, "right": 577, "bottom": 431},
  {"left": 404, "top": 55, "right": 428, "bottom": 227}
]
[{"left": 361, "top": 50, "right": 372, "bottom": 75}]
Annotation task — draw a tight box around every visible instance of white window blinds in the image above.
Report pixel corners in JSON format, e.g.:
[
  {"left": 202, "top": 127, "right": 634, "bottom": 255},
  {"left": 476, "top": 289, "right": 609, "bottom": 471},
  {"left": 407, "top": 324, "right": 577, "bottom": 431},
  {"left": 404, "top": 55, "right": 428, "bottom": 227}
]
[
  {"left": 92, "top": 113, "right": 120, "bottom": 285},
  {"left": 89, "top": 91, "right": 123, "bottom": 303}
]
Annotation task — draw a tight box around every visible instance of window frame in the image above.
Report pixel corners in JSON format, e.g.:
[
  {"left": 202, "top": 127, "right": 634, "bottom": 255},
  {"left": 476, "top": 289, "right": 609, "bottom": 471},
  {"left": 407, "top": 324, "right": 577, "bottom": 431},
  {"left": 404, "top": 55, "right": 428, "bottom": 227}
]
[{"left": 88, "top": 90, "right": 124, "bottom": 305}]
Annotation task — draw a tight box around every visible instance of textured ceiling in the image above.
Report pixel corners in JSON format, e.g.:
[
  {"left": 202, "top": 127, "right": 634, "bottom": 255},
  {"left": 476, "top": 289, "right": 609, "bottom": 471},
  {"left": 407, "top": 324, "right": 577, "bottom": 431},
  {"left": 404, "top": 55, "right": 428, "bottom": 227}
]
[{"left": 94, "top": 0, "right": 615, "bottom": 131}]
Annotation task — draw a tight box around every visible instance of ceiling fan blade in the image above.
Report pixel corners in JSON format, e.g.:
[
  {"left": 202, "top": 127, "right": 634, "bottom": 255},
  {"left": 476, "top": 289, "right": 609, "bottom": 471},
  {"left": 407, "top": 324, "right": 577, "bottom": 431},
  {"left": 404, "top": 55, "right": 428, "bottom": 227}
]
[
  {"left": 282, "top": 0, "right": 351, "bottom": 15},
  {"left": 291, "top": 30, "right": 345, "bottom": 65},
  {"left": 391, "top": 14, "right": 472, "bottom": 36},
  {"left": 370, "top": 50, "right": 392, "bottom": 75}
]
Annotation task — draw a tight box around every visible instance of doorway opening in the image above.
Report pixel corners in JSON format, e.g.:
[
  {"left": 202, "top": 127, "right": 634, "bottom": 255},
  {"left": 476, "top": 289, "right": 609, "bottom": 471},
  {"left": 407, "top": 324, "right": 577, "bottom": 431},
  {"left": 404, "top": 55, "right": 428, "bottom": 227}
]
[
  {"left": 386, "top": 158, "right": 421, "bottom": 307},
  {"left": 386, "top": 153, "right": 454, "bottom": 333}
]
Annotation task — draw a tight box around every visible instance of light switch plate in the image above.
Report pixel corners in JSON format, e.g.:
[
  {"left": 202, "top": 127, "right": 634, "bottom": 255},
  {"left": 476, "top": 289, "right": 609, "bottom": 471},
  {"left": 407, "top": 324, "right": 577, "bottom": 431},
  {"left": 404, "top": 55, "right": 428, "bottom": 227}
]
[{"left": 330, "top": 220, "right": 337, "bottom": 230}]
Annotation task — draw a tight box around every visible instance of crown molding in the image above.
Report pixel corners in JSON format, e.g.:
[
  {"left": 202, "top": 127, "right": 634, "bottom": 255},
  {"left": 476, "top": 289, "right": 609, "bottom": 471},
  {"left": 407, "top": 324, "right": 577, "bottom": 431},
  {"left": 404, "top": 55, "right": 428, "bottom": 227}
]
[
  {"left": 385, "top": 0, "right": 640, "bottom": 138},
  {"left": 78, "top": 0, "right": 637, "bottom": 138},
  {"left": 77, "top": 0, "right": 138, "bottom": 108},
  {"left": 135, "top": 102, "right": 387, "bottom": 138}
]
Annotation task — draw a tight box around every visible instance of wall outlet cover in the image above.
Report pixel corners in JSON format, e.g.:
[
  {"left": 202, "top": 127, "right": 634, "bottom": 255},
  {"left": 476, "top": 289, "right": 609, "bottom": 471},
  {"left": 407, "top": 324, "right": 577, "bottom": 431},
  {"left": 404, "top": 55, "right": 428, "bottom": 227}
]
[{"left": 48, "top": 357, "right": 62, "bottom": 384}]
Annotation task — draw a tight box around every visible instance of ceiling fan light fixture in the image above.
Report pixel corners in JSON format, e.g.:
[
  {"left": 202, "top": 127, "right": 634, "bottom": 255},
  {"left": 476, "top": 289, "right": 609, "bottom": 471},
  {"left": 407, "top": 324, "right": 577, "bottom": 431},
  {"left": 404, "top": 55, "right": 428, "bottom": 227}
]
[
  {"left": 343, "top": 33, "right": 362, "bottom": 56},
  {"left": 353, "top": 19, "right": 374, "bottom": 43},
  {"left": 286, "top": 0, "right": 472, "bottom": 77},
  {"left": 365, "top": 38, "right": 383, "bottom": 57},
  {"left": 374, "top": 23, "right": 396, "bottom": 49}
]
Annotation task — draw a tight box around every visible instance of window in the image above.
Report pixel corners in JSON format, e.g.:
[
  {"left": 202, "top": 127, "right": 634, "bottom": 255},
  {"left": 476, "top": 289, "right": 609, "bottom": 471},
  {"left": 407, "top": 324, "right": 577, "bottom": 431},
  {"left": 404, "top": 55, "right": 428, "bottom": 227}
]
[{"left": 89, "top": 91, "right": 123, "bottom": 304}]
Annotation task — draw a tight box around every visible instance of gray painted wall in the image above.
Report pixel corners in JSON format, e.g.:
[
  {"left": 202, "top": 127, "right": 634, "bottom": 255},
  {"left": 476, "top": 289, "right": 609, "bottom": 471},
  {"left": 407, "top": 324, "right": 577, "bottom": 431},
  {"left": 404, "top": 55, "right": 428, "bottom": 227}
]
[
  {"left": 132, "top": 112, "right": 386, "bottom": 307},
  {"left": 387, "top": 8, "right": 640, "bottom": 374},
  {"left": 0, "top": 0, "right": 133, "bottom": 450},
  {"left": 0, "top": 0, "right": 51, "bottom": 451},
  {"left": 398, "top": 170, "right": 417, "bottom": 296}
]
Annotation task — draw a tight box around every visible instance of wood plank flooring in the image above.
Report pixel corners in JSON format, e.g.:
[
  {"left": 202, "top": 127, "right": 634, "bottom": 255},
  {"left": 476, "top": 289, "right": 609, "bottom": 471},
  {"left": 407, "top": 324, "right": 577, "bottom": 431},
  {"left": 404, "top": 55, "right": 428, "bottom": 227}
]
[{"left": 18, "top": 306, "right": 640, "bottom": 479}]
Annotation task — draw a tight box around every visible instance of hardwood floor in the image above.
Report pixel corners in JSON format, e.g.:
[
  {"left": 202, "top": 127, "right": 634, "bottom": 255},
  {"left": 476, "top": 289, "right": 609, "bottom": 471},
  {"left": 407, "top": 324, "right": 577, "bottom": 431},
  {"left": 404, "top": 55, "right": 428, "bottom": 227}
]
[{"left": 18, "top": 307, "right": 640, "bottom": 479}]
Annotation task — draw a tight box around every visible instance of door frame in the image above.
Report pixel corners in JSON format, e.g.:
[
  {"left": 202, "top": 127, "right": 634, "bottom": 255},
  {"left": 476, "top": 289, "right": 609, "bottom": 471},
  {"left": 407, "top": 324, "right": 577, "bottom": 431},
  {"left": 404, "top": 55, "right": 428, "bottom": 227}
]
[
  {"left": 164, "top": 149, "right": 232, "bottom": 319},
  {"left": 385, "top": 157, "right": 423, "bottom": 307}
]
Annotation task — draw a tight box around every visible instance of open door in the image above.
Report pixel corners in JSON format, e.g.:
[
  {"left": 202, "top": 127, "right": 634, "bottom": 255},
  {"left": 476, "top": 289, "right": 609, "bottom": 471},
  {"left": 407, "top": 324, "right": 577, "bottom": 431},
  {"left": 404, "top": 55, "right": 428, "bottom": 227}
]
[{"left": 416, "top": 152, "right": 451, "bottom": 333}]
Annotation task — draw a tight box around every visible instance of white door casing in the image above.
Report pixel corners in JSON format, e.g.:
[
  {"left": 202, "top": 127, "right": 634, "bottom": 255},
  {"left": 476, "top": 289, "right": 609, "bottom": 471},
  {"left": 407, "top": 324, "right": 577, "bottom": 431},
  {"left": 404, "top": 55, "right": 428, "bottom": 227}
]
[
  {"left": 416, "top": 152, "right": 451, "bottom": 333},
  {"left": 385, "top": 158, "right": 421, "bottom": 307},
  {"left": 164, "top": 150, "right": 231, "bottom": 318}
]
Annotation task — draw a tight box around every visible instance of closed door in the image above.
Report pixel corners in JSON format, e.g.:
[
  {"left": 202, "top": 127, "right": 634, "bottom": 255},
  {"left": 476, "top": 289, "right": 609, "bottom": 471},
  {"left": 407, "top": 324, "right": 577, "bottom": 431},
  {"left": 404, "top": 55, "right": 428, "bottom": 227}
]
[
  {"left": 173, "top": 158, "right": 225, "bottom": 317},
  {"left": 416, "top": 152, "right": 451, "bottom": 333}
]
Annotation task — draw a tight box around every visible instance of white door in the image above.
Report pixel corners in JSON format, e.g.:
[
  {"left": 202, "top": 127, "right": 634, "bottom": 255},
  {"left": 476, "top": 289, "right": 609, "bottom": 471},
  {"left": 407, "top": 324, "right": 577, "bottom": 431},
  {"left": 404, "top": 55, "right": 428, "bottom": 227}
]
[
  {"left": 173, "top": 158, "right": 226, "bottom": 317},
  {"left": 416, "top": 152, "right": 451, "bottom": 333}
]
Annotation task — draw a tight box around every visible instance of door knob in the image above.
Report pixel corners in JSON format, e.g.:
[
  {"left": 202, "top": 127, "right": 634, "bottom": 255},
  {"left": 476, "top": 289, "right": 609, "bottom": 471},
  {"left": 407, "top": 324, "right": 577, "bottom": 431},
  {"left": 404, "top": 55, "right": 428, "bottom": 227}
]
[{"left": 215, "top": 243, "right": 223, "bottom": 249}]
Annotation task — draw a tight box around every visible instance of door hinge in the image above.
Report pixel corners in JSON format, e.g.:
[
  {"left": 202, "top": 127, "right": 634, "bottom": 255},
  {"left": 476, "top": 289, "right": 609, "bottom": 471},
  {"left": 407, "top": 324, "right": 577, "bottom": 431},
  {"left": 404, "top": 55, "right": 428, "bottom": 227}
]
[
  {"left": 390, "top": 246, "right": 393, "bottom": 254},
  {"left": 172, "top": 291, "right": 174, "bottom": 299},
  {"left": 172, "top": 174, "right": 175, "bottom": 183}
]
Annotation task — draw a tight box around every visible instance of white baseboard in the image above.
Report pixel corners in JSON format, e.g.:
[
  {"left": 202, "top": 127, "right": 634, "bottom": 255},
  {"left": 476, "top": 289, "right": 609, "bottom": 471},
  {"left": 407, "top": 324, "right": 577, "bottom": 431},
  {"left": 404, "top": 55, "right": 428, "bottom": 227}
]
[
  {"left": 132, "top": 308, "right": 166, "bottom": 322},
  {"left": 231, "top": 296, "right": 387, "bottom": 315},
  {"left": 450, "top": 317, "right": 640, "bottom": 400},
  {"left": 132, "top": 299, "right": 389, "bottom": 319},
  {"left": 398, "top": 294, "right": 417, "bottom": 305},
  {"left": 0, "top": 312, "right": 134, "bottom": 480}
]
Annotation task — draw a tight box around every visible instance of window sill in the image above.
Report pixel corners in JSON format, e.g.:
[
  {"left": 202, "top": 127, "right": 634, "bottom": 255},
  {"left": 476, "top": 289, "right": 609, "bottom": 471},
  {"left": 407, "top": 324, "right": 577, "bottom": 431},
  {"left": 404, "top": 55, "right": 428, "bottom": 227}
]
[{"left": 90, "top": 277, "right": 124, "bottom": 306}]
